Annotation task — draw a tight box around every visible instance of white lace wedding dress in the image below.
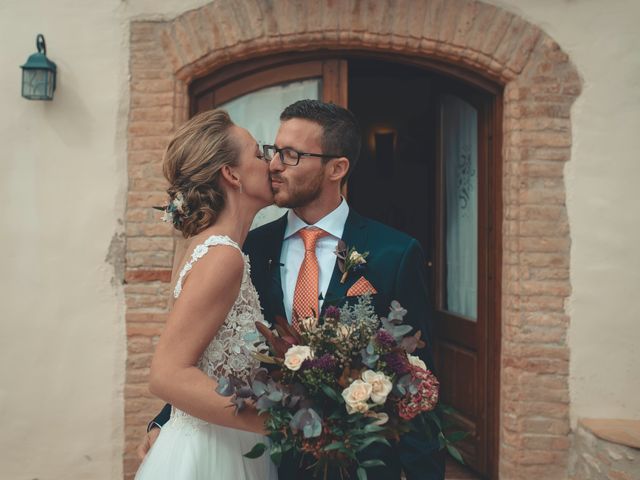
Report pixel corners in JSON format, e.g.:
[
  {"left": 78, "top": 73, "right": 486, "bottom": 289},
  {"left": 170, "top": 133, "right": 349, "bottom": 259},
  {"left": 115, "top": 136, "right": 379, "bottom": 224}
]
[{"left": 135, "top": 235, "right": 278, "bottom": 480}]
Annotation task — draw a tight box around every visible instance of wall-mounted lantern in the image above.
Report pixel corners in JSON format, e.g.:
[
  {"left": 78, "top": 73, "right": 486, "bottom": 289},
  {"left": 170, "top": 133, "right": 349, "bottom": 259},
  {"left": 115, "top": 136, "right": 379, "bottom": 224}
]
[{"left": 20, "top": 34, "right": 57, "bottom": 101}]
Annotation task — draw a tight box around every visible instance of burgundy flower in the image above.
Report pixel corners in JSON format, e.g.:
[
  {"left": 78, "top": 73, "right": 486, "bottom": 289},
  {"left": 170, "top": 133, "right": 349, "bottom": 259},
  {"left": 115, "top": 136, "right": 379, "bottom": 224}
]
[
  {"left": 397, "top": 365, "right": 439, "bottom": 420},
  {"left": 383, "top": 352, "right": 411, "bottom": 375},
  {"left": 323, "top": 306, "right": 341, "bottom": 321},
  {"left": 302, "top": 354, "right": 337, "bottom": 372},
  {"left": 375, "top": 329, "right": 396, "bottom": 348}
]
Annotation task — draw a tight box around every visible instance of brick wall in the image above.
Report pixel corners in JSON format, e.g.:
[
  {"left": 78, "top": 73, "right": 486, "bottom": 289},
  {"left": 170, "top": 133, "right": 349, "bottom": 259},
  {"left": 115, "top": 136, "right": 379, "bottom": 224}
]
[{"left": 124, "top": 1, "right": 581, "bottom": 478}]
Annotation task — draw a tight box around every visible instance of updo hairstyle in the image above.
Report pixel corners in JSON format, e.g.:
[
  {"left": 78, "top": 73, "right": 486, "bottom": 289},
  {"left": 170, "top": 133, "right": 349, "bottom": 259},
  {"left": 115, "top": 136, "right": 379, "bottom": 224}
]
[{"left": 162, "top": 109, "right": 238, "bottom": 238}]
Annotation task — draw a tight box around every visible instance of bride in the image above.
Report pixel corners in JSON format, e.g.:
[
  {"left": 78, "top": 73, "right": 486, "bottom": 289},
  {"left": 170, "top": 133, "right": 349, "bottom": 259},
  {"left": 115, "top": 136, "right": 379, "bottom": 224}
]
[{"left": 135, "top": 109, "right": 277, "bottom": 479}]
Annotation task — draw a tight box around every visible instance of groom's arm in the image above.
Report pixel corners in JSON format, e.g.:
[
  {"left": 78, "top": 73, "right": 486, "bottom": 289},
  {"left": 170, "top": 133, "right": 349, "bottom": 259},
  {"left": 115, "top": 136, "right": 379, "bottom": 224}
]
[
  {"left": 393, "top": 238, "right": 435, "bottom": 371},
  {"left": 136, "top": 404, "right": 171, "bottom": 460},
  {"left": 393, "top": 239, "right": 445, "bottom": 480},
  {"left": 148, "top": 403, "right": 172, "bottom": 431}
]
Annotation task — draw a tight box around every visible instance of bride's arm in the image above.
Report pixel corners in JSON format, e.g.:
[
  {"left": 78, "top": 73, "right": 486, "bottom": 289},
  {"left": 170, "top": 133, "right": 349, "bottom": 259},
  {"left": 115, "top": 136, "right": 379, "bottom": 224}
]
[{"left": 149, "top": 246, "right": 266, "bottom": 435}]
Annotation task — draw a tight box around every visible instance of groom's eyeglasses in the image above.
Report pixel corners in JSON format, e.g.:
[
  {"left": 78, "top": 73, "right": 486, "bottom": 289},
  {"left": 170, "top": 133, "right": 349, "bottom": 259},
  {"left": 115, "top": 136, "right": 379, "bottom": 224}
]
[{"left": 262, "top": 144, "right": 341, "bottom": 166}]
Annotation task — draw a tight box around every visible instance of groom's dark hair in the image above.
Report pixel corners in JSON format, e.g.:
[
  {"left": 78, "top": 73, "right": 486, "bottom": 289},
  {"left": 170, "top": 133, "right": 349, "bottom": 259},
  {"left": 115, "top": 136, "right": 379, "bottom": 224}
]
[{"left": 280, "top": 99, "right": 361, "bottom": 185}]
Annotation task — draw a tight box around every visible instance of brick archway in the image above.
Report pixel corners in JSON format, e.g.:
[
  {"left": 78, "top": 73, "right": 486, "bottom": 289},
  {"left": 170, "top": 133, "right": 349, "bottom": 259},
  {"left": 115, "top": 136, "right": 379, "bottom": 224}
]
[{"left": 124, "top": 1, "right": 581, "bottom": 478}]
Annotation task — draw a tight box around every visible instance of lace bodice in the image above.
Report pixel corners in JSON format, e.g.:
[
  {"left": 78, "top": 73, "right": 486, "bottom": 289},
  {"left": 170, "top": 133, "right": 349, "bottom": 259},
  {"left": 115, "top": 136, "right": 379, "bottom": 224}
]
[{"left": 171, "top": 235, "right": 268, "bottom": 425}]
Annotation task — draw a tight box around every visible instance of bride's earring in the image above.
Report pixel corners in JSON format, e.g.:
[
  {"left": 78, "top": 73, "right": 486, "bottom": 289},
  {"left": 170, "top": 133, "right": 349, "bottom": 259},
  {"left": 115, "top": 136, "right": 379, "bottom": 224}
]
[{"left": 238, "top": 182, "right": 243, "bottom": 194}]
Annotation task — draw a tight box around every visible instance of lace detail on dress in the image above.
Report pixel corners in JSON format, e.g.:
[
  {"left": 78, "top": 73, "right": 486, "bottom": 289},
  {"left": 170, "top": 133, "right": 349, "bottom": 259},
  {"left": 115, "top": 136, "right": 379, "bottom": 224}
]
[
  {"left": 174, "top": 234, "right": 244, "bottom": 299},
  {"left": 170, "top": 235, "right": 269, "bottom": 426}
]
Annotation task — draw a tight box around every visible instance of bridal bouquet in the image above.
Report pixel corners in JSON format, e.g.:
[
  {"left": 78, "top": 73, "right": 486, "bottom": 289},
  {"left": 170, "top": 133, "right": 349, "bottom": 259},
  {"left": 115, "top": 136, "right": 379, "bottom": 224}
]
[{"left": 217, "top": 297, "right": 441, "bottom": 479}]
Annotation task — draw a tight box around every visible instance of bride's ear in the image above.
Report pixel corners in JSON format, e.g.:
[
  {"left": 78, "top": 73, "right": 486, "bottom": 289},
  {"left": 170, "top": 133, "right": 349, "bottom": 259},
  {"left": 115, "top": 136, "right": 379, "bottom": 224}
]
[{"left": 220, "top": 165, "right": 241, "bottom": 190}]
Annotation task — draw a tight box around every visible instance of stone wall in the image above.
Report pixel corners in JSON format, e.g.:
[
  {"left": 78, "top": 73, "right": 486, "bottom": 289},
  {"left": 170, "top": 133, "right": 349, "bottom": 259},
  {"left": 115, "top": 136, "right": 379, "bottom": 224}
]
[{"left": 570, "top": 420, "right": 639, "bottom": 480}]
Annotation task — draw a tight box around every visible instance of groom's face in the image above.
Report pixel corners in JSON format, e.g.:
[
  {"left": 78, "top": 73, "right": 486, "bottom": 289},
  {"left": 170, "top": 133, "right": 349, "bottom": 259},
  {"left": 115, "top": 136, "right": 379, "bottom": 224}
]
[{"left": 269, "top": 118, "right": 327, "bottom": 208}]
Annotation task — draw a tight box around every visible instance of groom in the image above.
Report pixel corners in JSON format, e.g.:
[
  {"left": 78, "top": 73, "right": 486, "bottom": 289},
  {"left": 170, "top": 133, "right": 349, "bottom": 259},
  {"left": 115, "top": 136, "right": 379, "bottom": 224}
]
[{"left": 142, "top": 100, "right": 445, "bottom": 479}]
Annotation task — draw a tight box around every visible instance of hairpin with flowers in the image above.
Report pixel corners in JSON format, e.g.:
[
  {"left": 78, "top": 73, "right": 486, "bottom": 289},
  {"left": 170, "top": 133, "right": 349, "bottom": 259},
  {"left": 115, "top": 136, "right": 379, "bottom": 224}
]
[{"left": 153, "top": 192, "right": 189, "bottom": 227}]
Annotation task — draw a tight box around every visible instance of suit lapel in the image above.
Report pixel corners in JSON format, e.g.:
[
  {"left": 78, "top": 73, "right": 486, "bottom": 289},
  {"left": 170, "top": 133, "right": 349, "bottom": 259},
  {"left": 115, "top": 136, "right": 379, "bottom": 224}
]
[
  {"left": 324, "top": 209, "right": 369, "bottom": 306},
  {"left": 264, "top": 214, "right": 288, "bottom": 322}
]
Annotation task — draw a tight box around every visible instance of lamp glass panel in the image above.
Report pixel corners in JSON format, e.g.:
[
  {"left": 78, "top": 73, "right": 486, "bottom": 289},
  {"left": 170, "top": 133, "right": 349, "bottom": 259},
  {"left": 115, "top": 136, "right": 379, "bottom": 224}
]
[{"left": 22, "top": 69, "right": 53, "bottom": 100}]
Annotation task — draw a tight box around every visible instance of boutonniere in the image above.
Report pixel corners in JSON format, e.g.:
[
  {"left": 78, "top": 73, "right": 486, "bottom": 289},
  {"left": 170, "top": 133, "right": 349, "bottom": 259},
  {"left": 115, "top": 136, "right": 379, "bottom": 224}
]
[{"left": 335, "top": 240, "right": 369, "bottom": 284}]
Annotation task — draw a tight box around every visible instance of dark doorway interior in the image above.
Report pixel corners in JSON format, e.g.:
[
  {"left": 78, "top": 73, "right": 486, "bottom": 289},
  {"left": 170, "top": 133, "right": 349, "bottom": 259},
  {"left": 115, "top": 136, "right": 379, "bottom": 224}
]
[
  {"left": 347, "top": 58, "right": 489, "bottom": 480},
  {"left": 348, "top": 59, "right": 436, "bottom": 258}
]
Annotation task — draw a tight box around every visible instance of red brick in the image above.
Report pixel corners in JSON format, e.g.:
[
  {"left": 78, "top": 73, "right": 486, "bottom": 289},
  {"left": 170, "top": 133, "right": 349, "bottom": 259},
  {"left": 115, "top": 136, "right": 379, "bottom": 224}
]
[
  {"left": 126, "top": 222, "right": 173, "bottom": 237},
  {"left": 127, "top": 312, "right": 168, "bottom": 323},
  {"left": 125, "top": 269, "right": 173, "bottom": 283},
  {"left": 127, "top": 353, "right": 154, "bottom": 371},
  {"left": 127, "top": 336, "right": 153, "bottom": 354},
  {"left": 127, "top": 325, "right": 165, "bottom": 337},
  {"left": 127, "top": 192, "right": 167, "bottom": 208},
  {"left": 127, "top": 237, "right": 174, "bottom": 252},
  {"left": 128, "top": 121, "right": 174, "bottom": 136},
  {"left": 129, "top": 136, "right": 171, "bottom": 152},
  {"left": 479, "top": 7, "right": 513, "bottom": 56}
]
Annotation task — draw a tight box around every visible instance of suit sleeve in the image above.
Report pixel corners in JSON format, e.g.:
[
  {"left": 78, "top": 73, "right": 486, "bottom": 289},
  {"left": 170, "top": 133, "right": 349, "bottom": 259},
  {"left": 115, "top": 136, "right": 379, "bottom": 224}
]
[
  {"left": 393, "top": 239, "right": 435, "bottom": 371},
  {"left": 148, "top": 403, "right": 172, "bottom": 431},
  {"left": 394, "top": 240, "right": 445, "bottom": 480}
]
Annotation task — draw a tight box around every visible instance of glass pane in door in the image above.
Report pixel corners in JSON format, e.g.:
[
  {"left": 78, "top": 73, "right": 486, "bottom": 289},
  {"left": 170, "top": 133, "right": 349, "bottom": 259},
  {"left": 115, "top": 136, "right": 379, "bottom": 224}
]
[
  {"left": 441, "top": 94, "right": 478, "bottom": 320},
  {"left": 219, "top": 79, "right": 321, "bottom": 229}
]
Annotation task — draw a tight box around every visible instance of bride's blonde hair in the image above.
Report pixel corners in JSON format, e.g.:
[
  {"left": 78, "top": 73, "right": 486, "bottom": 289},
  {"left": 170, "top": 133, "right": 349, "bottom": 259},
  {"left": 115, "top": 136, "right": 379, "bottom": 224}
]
[{"left": 162, "top": 109, "right": 238, "bottom": 238}]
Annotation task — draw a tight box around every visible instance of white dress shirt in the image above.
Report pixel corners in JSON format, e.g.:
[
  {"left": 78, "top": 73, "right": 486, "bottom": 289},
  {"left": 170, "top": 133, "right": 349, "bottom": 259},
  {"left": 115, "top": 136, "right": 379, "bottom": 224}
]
[{"left": 280, "top": 198, "right": 350, "bottom": 323}]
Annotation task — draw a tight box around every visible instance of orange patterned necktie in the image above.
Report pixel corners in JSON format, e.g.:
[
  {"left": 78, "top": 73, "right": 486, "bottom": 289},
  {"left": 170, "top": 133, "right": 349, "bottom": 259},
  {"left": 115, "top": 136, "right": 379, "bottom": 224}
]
[{"left": 292, "top": 227, "right": 329, "bottom": 331}]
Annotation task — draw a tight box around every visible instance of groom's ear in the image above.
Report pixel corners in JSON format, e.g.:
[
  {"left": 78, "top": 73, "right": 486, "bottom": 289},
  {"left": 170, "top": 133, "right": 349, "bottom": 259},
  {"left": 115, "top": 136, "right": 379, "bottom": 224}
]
[{"left": 327, "top": 156, "right": 350, "bottom": 183}]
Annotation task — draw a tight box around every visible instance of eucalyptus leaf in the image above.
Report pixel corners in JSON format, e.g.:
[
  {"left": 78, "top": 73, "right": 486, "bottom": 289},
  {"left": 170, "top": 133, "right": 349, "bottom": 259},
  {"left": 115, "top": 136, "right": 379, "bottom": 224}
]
[
  {"left": 360, "top": 459, "right": 386, "bottom": 468},
  {"left": 357, "top": 467, "right": 368, "bottom": 480},
  {"left": 391, "top": 325, "right": 413, "bottom": 339},
  {"left": 243, "top": 442, "right": 267, "bottom": 459},
  {"left": 447, "top": 443, "right": 465, "bottom": 464},
  {"left": 323, "top": 441, "right": 345, "bottom": 451},
  {"left": 358, "top": 435, "right": 391, "bottom": 451},
  {"left": 215, "top": 376, "right": 233, "bottom": 396},
  {"left": 270, "top": 443, "right": 283, "bottom": 465},
  {"left": 321, "top": 384, "right": 343, "bottom": 403},
  {"left": 251, "top": 380, "right": 267, "bottom": 397},
  {"left": 363, "top": 423, "right": 386, "bottom": 434},
  {"left": 267, "top": 390, "right": 283, "bottom": 402},
  {"left": 447, "top": 431, "right": 469, "bottom": 443},
  {"left": 256, "top": 396, "right": 276, "bottom": 411},
  {"left": 290, "top": 408, "right": 322, "bottom": 439}
]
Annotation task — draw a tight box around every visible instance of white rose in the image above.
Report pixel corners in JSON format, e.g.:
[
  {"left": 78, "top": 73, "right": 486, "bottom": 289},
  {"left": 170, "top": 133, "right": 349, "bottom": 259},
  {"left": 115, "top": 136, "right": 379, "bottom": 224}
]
[
  {"left": 283, "top": 345, "right": 312, "bottom": 371},
  {"left": 361, "top": 370, "right": 393, "bottom": 405},
  {"left": 342, "top": 379, "right": 372, "bottom": 414},
  {"left": 349, "top": 251, "right": 367, "bottom": 264},
  {"left": 346, "top": 401, "right": 370, "bottom": 414},
  {"left": 407, "top": 354, "right": 427, "bottom": 371}
]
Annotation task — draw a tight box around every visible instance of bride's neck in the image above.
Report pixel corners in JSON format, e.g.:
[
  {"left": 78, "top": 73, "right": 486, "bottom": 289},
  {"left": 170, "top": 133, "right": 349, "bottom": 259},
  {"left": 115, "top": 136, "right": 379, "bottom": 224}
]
[{"left": 204, "top": 196, "right": 257, "bottom": 247}]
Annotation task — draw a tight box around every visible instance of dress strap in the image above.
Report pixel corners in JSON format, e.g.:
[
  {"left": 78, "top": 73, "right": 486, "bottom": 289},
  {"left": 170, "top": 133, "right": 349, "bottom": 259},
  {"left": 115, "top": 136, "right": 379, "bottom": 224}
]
[{"left": 173, "top": 235, "right": 243, "bottom": 299}]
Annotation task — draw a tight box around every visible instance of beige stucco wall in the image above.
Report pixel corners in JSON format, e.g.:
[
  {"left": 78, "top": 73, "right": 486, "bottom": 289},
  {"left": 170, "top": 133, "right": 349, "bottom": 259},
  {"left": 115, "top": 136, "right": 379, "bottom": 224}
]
[
  {"left": 0, "top": 1, "right": 209, "bottom": 478},
  {"left": 0, "top": 0, "right": 638, "bottom": 478},
  {"left": 493, "top": 0, "right": 640, "bottom": 426}
]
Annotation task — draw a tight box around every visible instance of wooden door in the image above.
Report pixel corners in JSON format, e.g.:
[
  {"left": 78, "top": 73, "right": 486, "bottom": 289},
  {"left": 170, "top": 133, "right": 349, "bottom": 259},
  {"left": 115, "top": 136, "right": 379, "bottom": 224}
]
[{"left": 433, "top": 82, "right": 498, "bottom": 478}]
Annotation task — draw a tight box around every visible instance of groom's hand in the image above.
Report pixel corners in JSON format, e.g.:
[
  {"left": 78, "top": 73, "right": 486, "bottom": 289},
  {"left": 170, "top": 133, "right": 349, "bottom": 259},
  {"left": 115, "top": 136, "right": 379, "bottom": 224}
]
[{"left": 136, "top": 427, "right": 160, "bottom": 460}]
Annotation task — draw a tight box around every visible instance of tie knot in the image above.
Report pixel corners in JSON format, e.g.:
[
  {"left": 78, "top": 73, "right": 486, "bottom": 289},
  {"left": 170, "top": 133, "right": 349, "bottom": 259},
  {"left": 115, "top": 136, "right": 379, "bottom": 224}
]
[{"left": 298, "top": 228, "right": 328, "bottom": 251}]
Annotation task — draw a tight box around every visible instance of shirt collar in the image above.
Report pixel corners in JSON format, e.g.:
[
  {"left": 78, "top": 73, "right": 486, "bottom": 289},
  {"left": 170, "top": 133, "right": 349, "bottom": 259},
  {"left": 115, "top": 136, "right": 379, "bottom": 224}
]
[{"left": 284, "top": 197, "right": 350, "bottom": 240}]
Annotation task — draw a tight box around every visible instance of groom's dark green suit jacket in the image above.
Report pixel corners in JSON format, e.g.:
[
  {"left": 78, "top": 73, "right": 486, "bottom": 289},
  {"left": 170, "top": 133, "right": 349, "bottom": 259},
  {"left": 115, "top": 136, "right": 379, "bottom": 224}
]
[{"left": 152, "top": 209, "right": 445, "bottom": 479}]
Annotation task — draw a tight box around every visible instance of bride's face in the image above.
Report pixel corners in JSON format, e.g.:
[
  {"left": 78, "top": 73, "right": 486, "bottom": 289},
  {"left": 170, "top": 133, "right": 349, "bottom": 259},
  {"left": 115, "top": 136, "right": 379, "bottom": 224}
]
[{"left": 230, "top": 126, "right": 274, "bottom": 208}]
